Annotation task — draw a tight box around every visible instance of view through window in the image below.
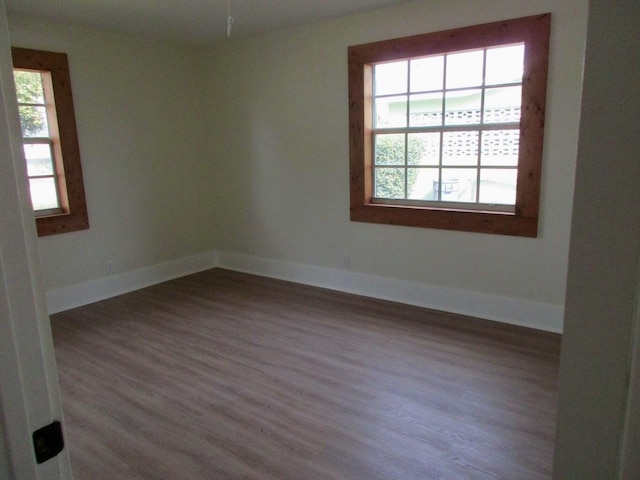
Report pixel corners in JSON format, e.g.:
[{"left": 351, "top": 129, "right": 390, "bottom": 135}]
[
  {"left": 14, "top": 69, "right": 63, "bottom": 213},
  {"left": 372, "top": 44, "right": 524, "bottom": 210},
  {"left": 12, "top": 47, "right": 89, "bottom": 236},
  {"left": 348, "top": 14, "right": 551, "bottom": 236}
]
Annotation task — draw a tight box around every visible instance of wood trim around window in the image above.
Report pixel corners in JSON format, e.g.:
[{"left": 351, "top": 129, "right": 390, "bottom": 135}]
[
  {"left": 348, "top": 14, "right": 551, "bottom": 237},
  {"left": 12, "top": 47, "right": 89, "bottom": 236}
]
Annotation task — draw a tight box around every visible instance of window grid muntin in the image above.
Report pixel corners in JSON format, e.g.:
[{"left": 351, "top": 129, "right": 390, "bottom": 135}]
[
  {"left": 372, "top": 126, "right": 521, "bottom": 206},
  {"left": 15, "top": 69, "right": 64, "bottom": 214},
  {"left": 23, "top": 139, "right": 62, "bottom": 211},
  {"left": 372, "top": 43, "right": 523, "bottom": 209}
]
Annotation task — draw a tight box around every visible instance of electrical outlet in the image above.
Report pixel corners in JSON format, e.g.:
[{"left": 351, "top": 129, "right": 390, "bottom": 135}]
[{"left": 105, "top": 260, "right": 114, "bottom": 275}]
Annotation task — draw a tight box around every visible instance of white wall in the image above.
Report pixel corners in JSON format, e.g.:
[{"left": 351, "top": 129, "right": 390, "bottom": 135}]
[
  {"left": 8, "top": 16, "right": 214, "bottom": 291},
  {"left": 554, "top": 0, "right": 640, "bottom": 477},
  {"left": 205, "top": 0, "right": 588, "bottom": 327}
]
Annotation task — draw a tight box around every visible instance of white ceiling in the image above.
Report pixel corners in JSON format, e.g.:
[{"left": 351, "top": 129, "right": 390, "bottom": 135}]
[{"left": 6, "top": 0, "right": 415, "bottom": 46}]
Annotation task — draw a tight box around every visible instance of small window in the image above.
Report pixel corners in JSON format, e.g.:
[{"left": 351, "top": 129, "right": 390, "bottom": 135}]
[
  {"left": 348, "top": 14, "right": 551, "bottom": 237},
  {"left": 12, "top": 47, "right": 89, "bottom": 236}
]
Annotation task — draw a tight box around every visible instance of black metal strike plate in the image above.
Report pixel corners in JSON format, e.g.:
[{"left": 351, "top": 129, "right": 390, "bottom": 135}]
[{"left": 32, "top": 421, "right": 64, "bottom": 464}]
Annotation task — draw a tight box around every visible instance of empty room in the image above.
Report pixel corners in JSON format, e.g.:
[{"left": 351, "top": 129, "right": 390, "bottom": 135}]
[{"left": 1, "top": 0, "right": 639, "bottom": 479}]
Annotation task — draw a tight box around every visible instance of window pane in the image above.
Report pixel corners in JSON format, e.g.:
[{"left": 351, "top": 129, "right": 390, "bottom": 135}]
[
  {"left": 375, "top": 167, "right": 405, "bottom": 199},
  {"left": 375, "top": 134, "right": 405, "bottom": 165},
  {"left": 438, "top": 168, "right": 477, "bottom": 202},
  {"left": 408, "top": 132, "right": 440, "bottom": 165},
  {"left": 19, "top": 105, "right": 49, "bottom": 137},
  {"left": 443, "top": 131, "right": 479, "bottom": 166},
  {"left": 374, "top": 61, "right": 408, "bottom": 95},
  {"left": 485, "top": 44, "right": 524, "bottom": 86},
  {"left": 481, "top": 130, "right": 520, "bottom": 166},
  {"left": 445, "top": 89, "right": 482, "bottom": 125},
  {"left": 14, "top": 70, "right": 45, "bottom": 104},
  {"left": 484, "top": 86, "right": 522, "bottom": 123},
  {"left": 409, "top": 92, "right": 443, "bottom": 126},
  {"left": 375, "top": 95, "right": 407, "bottom": 128},
  {"left": 29, "top": 177, "right": 59, "bottom": 211},
  {"left": 446, "top": 50, "right": 484, "bottom": 89},
  {"left": 24, "top": 143, "right": 55, "bottom": 176},
  {"left": 14, "top": 48, "right": 91, "bottom": 235},
  {"left": 479, "top": 169, "right": 517, "bottom": 204},
  {"left": 408, "top": 168, "right": 439, "bottom": 200},
  {"left": 410, "top": 56, "right": 444, "bottom": 92}
]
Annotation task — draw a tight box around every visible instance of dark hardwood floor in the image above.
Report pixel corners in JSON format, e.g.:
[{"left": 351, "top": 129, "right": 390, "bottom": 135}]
[{"left": 50, "top": 268, "right": 560, "bottom": 479}]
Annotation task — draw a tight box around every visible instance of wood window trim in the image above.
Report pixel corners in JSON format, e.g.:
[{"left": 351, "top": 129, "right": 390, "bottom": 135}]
[
  {"left": 348, "top": 14, "right": 551, "bottom": 237},
  {"left": 12, "top": 47, "right": 89, "bottom": 236}
]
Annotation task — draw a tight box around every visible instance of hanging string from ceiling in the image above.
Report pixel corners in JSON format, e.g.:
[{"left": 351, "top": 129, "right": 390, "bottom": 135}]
[{"left": 227, "top": 0, "right": 234, "bottom": 37}]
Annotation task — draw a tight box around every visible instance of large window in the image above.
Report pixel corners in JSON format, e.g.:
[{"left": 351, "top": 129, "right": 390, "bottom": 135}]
[
  {"left": 348, "top": 14, "right": 551, "bottom": 237},
  {"left": 12, "top": 47, "right": 89, "bottom": 236}
]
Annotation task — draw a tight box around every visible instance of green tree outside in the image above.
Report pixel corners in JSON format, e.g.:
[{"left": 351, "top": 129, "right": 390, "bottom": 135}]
[
  {"left": 374, "top": 134, "right": 425, "bottom": 198},
  {"left": 13, "top": 70, "right": 47, "bottom": 136}
]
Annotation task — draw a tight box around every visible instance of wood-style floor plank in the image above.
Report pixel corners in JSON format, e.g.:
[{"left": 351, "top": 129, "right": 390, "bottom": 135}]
[{"left": 50, "top": 268, "right": 560, "bottom": 479}]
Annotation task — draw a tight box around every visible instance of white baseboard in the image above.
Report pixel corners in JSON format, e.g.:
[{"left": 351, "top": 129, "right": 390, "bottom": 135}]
[
  {"left": 217, "top": 251, "right": 564, "bottom": 333},
  {"left": 46, "top": 251, "right": 217, "bottom": 314},
  {"left": 46, "top": 249, "right": 564, "bottom": 333}
]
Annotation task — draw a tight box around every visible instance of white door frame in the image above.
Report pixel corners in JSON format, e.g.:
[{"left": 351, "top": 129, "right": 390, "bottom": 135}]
[{"left": 0, "top": 0, "right": 72, "bottom": 477}]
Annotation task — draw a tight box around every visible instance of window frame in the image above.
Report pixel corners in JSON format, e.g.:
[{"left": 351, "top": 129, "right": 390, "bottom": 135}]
[
  {"left": 348, "top": 14, "right": 551, "bottom": 237},
  {"left": 12, "top": 47, "right": 89, "bottom": 236}
]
